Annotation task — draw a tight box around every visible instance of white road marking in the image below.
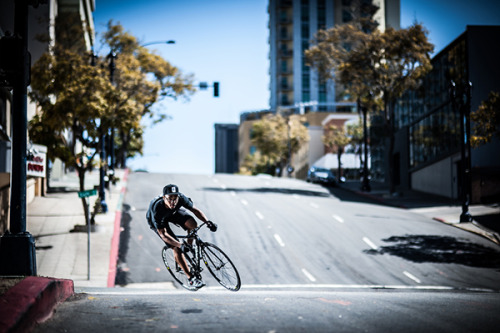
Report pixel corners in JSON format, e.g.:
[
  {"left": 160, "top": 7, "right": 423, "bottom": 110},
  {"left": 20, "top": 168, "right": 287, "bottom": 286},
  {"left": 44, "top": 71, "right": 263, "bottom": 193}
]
[
  {"left": 363, "top": 237, "right": 378, "bottom": 250},
  {"left": 310, "top": 202, "right": 319, "bottom": 209},
  {"left": 230, "top": 191, "right": 236, "bottom": 196},
  {"left": 241, "top": 199, "right": 248, "bottom": 206},
  {"left": 403, "top": 271, "right": 422, "bottom": 284},
  {"left": 332, "top": 214, "right": 344, "bottom": 223},
  {"left": 293, "top": 194, "right": 300, "bottom": 199},
  {"left": 220, "top": 184, "right": 227, "bottom": 190},
  {"left": 255, "top": 211, "right": 264, "bottom": 220},
  {"left": 81, "top": 284, "right": 496, "bottom": 295},
  {"left": 273, "top": 234, "right": 285, "bottom": 247},
  {"left": 301, "top": 269, "right": 317, "bottom": 282}
]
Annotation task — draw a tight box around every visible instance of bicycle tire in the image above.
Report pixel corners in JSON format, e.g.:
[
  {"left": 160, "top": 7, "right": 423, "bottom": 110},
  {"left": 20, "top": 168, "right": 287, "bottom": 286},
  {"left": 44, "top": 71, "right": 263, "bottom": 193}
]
[
  {"left": 201, "top": 243, "right": 241, "bottom": 291},
  {"left": 161, "top": 246, "right": 198, "bottom": 291}
]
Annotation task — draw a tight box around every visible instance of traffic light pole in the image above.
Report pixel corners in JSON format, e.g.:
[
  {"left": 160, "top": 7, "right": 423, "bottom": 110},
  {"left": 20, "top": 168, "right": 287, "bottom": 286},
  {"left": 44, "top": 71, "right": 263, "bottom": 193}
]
[{"left": 0, "top": 0, "right": 37, "bottom": 276}]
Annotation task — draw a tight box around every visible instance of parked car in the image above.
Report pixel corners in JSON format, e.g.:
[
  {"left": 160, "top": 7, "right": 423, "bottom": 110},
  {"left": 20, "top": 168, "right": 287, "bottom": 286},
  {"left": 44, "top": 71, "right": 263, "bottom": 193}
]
[{"left": 306, "top": 167, "right": 336, "bottom": 185}]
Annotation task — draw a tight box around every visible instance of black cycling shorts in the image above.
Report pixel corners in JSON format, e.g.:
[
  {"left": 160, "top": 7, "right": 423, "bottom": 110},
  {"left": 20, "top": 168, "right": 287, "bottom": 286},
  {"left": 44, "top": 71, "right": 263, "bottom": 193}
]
[{"left": 153, "top": 208, "right": 194, "bottom": 245}]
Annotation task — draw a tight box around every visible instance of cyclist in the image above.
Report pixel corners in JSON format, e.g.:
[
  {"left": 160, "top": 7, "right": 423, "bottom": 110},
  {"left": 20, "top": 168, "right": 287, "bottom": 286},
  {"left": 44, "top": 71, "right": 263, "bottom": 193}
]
[{"left": 146, "top": 184, "right": 217, "bottom": 288}]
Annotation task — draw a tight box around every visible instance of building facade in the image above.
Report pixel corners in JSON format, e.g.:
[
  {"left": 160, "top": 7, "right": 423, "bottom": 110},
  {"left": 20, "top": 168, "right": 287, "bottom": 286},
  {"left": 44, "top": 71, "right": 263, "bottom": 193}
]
[
  {"left": 393, "top": 25, "right": 500, "bottom": 203},
  {"left": 214, "top": 123, "right": 239, "bottom": 174},
  {"left": 236, "top": 0, "right": 399, "bottom": 179},
  {"left": 0, "top": 0, "right": 95, "bottom": 233},
  {"left": 268, "top": 0, "right": 400, "bottom": 111}
]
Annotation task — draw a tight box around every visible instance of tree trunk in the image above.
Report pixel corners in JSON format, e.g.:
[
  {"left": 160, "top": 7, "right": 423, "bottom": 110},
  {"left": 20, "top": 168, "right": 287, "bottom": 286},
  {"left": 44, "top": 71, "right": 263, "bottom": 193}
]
[
  {"left": 337, "top": 147, "right": 344, "bottom": 181},
  {"left": 385, "top": 97, "right": 396, "bottom": 194},
  {"left": 118, "top": 129, "right": 129, "bottom": 168}
]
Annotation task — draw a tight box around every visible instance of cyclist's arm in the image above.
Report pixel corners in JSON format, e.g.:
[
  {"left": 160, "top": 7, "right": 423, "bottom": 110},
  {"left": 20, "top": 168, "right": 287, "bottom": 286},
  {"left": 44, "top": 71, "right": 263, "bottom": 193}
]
[
  {"left": 157, "top": 227, "right": 182, "bottom": 248},
  {"left": 186, "top": 205, "right": 209, "bottom": 223}
]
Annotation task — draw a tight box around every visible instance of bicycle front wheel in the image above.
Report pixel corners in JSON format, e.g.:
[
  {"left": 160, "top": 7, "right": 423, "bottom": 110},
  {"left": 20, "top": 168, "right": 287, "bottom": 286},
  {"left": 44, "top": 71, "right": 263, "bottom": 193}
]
[
  {"left": 201, "top": 243, "right": 241, "bottom": 291},
  {"left": 161, "top": 246, "right": 198, "bottom": 291}
]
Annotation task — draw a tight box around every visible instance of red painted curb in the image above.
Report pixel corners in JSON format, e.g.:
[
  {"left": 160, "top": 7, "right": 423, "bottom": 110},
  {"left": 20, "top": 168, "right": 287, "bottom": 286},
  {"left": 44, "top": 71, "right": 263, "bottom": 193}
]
[
  {"left": 107, "top": 210, "right": 122, "bottom": 288},
  {"left": 107, "top": 168, "right": 129, "bottom": 287},
  {"left": 0, "top": 277, "right": 74, "bottom": 332}
]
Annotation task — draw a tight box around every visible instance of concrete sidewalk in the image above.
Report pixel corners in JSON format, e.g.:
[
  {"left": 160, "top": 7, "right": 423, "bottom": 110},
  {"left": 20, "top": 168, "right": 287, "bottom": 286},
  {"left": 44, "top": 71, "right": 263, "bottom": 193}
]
[{"left": 0, "top": 168, "right": 128, "bottom": 332}]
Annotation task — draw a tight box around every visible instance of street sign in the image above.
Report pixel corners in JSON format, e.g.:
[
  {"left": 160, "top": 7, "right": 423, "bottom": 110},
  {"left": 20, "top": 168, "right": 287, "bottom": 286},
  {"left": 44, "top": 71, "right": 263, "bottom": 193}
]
[{"left": 78, "top": 189, "right": 97, "bottom": 198}]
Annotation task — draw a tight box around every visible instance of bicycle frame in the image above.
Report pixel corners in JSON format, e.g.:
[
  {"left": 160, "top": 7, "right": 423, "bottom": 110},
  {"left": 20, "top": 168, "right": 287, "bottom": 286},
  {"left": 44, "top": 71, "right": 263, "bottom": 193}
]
[
  {"left": 176, "top": 226, "right": 205, "bottom": 279},
  {"left": 162, "top": 222, "right": 241, "bottom": 291}
]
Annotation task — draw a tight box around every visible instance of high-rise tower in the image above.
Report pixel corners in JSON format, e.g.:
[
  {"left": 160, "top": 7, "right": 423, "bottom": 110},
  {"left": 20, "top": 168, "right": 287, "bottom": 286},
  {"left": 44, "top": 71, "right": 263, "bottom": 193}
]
[{"left": 268, "top": 0, "right": 400, "bottom": 112}]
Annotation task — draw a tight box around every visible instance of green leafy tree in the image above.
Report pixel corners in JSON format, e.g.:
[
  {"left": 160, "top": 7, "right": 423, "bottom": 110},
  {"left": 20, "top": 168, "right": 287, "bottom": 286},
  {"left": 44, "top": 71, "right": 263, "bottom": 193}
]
[
  {"left": 29, "top": 47, "right": 112, "bottom": 223},
  {"left": 306, "top": 22, "right": 433, "bottom": 192},
  {"left": 248, "top": 114, "right": 309, "bottom": 176},
  {"left": 101, "top": 21, "right": 196, "bottom": 167},
  {"left": 323, "top": 124, "right": 350, "bottom": 180},
  {"left": 471, "top": 91, "right": 500, "bottom": 147},
  {"left": 29, "top": 22, "right": 195, "bottom": 224}
]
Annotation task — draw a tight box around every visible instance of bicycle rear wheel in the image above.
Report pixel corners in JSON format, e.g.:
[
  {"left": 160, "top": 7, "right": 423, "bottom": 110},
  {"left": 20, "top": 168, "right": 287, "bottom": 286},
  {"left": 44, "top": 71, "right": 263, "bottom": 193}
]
[
  {"left": 161, "top": 246, "right": 198, "bottom": 291},
  {"left": 201, "top": 243, "right": 241, "bottom": 291}
]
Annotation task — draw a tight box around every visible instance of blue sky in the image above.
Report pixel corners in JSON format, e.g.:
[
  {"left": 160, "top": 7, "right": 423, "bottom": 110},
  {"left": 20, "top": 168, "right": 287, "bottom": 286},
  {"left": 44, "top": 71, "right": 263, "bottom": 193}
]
[{"left": 93, "top": 0, "right": 500, "bottom": 175}]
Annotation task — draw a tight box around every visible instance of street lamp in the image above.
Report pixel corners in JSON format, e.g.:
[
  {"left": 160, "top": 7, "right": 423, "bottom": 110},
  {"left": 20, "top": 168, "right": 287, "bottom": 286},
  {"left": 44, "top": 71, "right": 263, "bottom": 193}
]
[
  {"left": 450, "top": 80, "right": 473, "bottom": 223},
  {"left": 141, "top": 40, "right": 176, "bottom": 47}
]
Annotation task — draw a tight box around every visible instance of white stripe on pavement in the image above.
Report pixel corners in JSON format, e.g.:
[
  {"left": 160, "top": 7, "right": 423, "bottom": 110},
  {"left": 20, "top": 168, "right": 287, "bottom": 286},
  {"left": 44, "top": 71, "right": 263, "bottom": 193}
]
[
  {"left": 363, "top": 237, "right": 378, "bottom": 250},
  {"left": 273, "top": 234, "right": 285, "bottom": 247},
  {"left": 301, "top": 269, "right": 317, "bottom": 282},
  {"left": 403, "top": 271, "right": 422, "bottom": 284},
  {"left": 255, "top": 211, "right": 264, "bottom": 220},
  {"left": 332, "top": 214, "right": 344, "bottom": 223}
]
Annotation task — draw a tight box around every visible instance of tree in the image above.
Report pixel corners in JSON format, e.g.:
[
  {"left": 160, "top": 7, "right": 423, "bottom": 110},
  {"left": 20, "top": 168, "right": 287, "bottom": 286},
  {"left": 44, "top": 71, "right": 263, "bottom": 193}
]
[
  {"left": 346, "top": 118, "right": 365, "bottom": 166},
  {"left": 247, "top": 114, "right": 309, "bottom": 176},
  {"left": 471, "top": 91, "right": 500, "bottom": 147},
  {"left": 306, "top": 22, "right": 433, "bottom": 192},
  {"left": 323, "top": 124, "right": 350, "bottom": 181},
  {"left": 29, "top": 22, "right": 195, "bottom": 225},
  {"left": 29, "top": 47, "right": 112, "bottom": 224},
  {"left": 101, "top": 21, "right": 196, "bottom": 167}
]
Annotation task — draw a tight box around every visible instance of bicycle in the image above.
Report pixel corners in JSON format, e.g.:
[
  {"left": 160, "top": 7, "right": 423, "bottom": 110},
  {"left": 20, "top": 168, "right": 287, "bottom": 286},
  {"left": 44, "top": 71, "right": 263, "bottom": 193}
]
[{"left": 161, "top": 222, "right": 241, "bottom": 292}]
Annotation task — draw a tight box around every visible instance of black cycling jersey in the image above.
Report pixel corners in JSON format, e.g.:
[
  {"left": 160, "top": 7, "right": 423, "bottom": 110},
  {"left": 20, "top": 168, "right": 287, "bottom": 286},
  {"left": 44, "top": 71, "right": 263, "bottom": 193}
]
[{"left": 146, "top": 193, "right": 194, "bottom": 230}]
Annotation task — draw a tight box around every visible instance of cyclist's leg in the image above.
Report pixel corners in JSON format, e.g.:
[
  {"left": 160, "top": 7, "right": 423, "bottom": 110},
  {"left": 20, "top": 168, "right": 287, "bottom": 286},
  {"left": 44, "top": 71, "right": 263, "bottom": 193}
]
[
  {"left": 173, "top": 247, "right": 192, "bottom": 279},
  {"left": 154, "top": 224, "right": 193, "bottom": 279},
  {"left": 171, "top": 209, "right": 197, "bottom": 246}
]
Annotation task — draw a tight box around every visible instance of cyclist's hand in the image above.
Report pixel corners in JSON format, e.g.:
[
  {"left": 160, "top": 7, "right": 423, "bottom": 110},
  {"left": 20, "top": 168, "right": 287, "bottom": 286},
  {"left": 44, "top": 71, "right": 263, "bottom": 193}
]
[
  {"left": 207, "top": 220, "right": 218, "bottom": 232},
  {"left": 180, "top": 242, "right": 192, "bottom": 253}
]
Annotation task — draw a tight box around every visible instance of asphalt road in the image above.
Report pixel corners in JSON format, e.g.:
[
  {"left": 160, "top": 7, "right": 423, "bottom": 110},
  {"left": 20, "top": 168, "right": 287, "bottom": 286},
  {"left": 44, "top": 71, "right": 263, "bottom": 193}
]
[
  {"left": 33, "top": 288, "right": 500, "bottom": 333},
  {"left": 33, "top": 172, "right": 500, "bottom": 332},
  {"left": 116, "top": 172, "right": 500, "bottom": 291}
]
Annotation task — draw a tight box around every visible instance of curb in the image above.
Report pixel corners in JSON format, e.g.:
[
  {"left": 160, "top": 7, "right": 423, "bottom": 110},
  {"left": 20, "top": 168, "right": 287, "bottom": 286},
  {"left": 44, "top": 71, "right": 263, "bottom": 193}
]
[
  {"left": 0, "top": 276, "right": 74, "bottom": 332},
  {"left": 107, "top": 169, "right": 129, "bottom": 288},
  {"left": 433, "top": 217, "right": 500, "bottom": 246},
  {"left": 340, "top": 184, "right": 500, "bottom": 246}
]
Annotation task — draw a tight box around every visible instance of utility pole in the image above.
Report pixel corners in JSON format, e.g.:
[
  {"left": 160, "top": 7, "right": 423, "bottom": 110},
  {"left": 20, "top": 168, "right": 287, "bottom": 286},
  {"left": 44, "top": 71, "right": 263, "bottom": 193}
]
[
  {"left": 0, "top": 0, "right": 37, "bottom": 275},
  {"left": 450, "top": 80, "right": 473, "bottom": 223}
]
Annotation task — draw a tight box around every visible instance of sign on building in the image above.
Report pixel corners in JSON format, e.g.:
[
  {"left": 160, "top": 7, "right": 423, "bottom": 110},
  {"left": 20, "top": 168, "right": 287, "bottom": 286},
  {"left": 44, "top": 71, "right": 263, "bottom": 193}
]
[{"left": 27, "top": 144, "right": 47, "bottom": 178}]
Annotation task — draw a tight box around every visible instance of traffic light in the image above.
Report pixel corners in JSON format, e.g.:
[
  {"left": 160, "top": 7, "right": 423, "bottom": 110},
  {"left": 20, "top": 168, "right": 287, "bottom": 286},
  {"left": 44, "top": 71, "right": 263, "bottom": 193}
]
[{"left": 213, "top": 81, "right": 219, "bottom": 97}]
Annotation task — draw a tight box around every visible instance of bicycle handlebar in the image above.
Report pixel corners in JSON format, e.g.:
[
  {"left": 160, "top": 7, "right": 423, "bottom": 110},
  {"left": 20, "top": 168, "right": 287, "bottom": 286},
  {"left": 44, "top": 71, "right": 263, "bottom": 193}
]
[{"left": 186, "top": 222, "right": 207, "bottom": 238}]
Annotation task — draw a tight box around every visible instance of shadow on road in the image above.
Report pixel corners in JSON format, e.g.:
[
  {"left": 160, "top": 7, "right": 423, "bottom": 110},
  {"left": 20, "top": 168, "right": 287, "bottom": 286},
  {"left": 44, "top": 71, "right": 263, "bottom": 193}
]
[
  {"left": 202, "top": 187, "right": 330, "bottom": 197},
  {"left": 115, "top": 204, "right": 132, "bottom": 286},
  {"left": 364, "top": 235, "right": 500, "bottom": 269}
]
